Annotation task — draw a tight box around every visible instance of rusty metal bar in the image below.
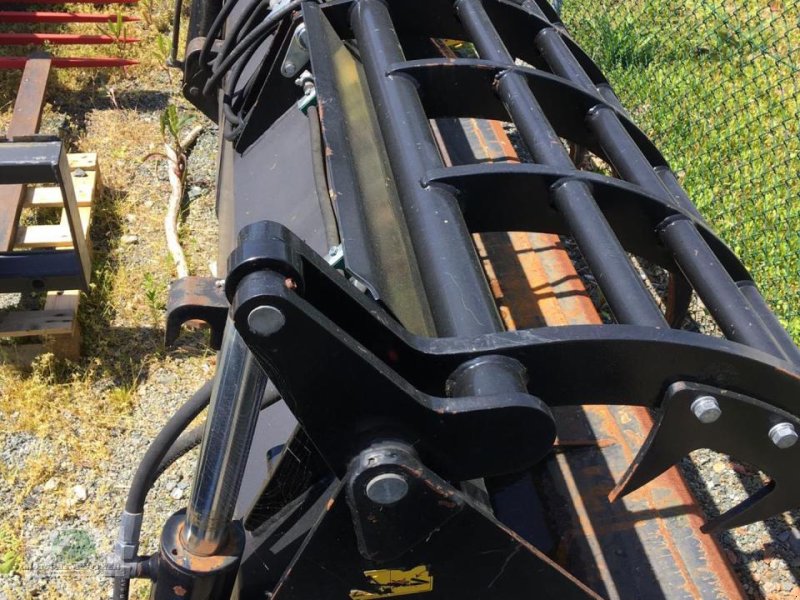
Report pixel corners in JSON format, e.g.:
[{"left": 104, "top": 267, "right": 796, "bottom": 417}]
[
  {"left": 0, "top": 56, "right": 137, "bottom": 69},
  {"left": 0, "top": 0, "right": 137, "bottom": 3},
  {"left": 0, "top": 53, "right": 50, "bottom": 251},
  {"left": 0, "top": 11, "right": 140, "bottom": 23},
  {"left": 0, "top": 33, "right": 139, "bottom": 44}
]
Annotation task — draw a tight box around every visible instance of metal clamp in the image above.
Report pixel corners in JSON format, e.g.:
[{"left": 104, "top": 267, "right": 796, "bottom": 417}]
[{"left": 281, "top": 23, "right": 309, "bottom": 78}]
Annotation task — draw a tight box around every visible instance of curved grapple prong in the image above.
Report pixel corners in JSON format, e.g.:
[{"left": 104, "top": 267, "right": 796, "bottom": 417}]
[{"left": 610, "top": 381, "right": 800, "bottom": 532}]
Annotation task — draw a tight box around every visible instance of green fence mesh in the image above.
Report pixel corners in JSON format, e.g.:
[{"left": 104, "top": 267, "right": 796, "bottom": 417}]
[{"left": 557, "top": 0, "right": 800, "bottom": 339}]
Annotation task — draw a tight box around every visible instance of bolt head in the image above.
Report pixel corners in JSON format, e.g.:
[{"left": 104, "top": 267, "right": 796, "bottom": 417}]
[
  {"left": 690, "top": 395, "right": 721, "bottom": 424},
  {"left": 769, "top": 422, "right": 798, "bottom": 449},
  {"left": 365, "top": 473, "right": 408, "bottom": 505},
  {"left": 282, "top": 61, "right": 295, "bottom": 76},
  {"left": 247, "top": 306, "right": 285, "bottom": 337}
]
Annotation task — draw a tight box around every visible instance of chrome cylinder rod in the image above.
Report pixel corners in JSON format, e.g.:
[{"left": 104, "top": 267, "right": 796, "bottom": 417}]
[{"left": 182, "top": 318, "right": 268, "bottom": 556}]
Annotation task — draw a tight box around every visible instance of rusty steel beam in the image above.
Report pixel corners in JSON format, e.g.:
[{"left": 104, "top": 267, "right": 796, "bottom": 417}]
[
  {"left": 0, "top": 53, "right": 50, "bottom": 251},
  {"left": 0, "top": 56, "right": 137, "bottom": 69},
  {"left": 466, "top": 118, "right": 745, "bottom": 599}
]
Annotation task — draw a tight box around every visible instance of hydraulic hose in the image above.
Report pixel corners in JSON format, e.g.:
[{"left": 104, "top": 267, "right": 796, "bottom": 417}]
[
  {"left": 112, "top": 377, "right": 283, "bottom": 599},
  {"left": 203, "top": 0, "right": 302, "bottom": 95},
  {"left": 153, "top": 384, "right": 282, "bottom": 481},
  {"left": 125, "top": 379, "right": 214, "bottom": 514},
  {"left": 111, "top": 380, "right": 213, "bottom": 600},
  {"left": 112, "top": 577, "right": 129, "bottom": 600},
  {"left": 199, "top": 0, "right": 246, "bottom": 68}
]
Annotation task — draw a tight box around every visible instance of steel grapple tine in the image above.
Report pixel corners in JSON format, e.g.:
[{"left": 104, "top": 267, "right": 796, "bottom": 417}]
[{"left": 611, "top": 381, "right": 800, "bottom": 532}]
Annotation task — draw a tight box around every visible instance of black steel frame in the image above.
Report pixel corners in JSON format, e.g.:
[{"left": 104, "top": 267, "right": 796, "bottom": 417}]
[
  {"left": 218, "top": 0, "right": 800, "bottom": 529},
  {"left": 0, "top": 137, "right": 91, "bottom": 293}
]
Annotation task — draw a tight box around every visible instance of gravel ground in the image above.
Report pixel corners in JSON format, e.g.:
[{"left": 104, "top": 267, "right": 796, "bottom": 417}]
[{"left": 0, "top": 63, "right": 220, "bottom": 598}]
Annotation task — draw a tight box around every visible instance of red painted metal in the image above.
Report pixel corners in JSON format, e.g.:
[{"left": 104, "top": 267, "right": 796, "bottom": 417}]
[
  {"left": 0, "top": 56, "right": 137, "bottom": 69},
  {"left": 0, "top": 0, "right": 137, "bottom": 3},
  {"left": 0, "top": 33, "right": 139, "bottom": 44},
  {"left": 0, "top": 11, "right": 140, "bottom": 23}
]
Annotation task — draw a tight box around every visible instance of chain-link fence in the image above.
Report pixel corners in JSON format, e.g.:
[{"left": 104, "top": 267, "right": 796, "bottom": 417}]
[{"left": 557, "top": 0, "right": 799, "bottom": 340}]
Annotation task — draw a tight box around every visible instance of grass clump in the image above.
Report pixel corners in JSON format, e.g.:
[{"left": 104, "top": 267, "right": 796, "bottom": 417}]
[
  {"left": 51, "top": 529, "right": 95, "bottom": 565},
  {"left": 563, "top": 0, "right": 800, "bottom": 339},
  {"left": 0, "top": 525, "right": 22, "bottom": 576}
]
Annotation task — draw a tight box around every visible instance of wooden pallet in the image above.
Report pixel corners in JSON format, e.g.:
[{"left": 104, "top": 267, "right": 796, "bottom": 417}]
[{"left": 0, "top": 152, "right": 99, "bottom": 362}]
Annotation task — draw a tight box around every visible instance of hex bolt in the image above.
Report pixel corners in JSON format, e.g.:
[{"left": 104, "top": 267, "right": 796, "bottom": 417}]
[
  {"left": 690, "top": 395, "right": 722, "bottom": 424},
  {"left": 282, "top": 61, "right": 295, "bottom": 76},
  {"left": 247, "top": 306, "right": 286, "bottom": 337},
  {"left": 365, "top": 473, "right": 408, "bottom": 505},
  {"left": 768, "top": 422, "right": 798, "bottom": 449}
]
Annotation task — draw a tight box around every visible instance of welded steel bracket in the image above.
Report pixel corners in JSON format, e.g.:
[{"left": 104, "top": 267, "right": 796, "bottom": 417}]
[
  {"left": 165, "top": 275, "right": 228, "bottom": 349},
  {"left": 182, "top": 37, "right": 219, "bottom": 122},
  {"left": 253, "top": 441, "right": 599, "bottom": 599},
  {"left": 613, "top": 382, "right": 800, "bottom": 532},
  {"left": 227, "top": 220, "right": 800, "bottom": 532},
  {"left": 279, "top": 23, "right": 309, "bottom": 78}
]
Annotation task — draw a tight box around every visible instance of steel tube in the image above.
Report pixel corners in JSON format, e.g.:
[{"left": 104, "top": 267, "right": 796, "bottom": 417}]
[
  {"left": 351, "top": 0, "right": 552, "bottom": 547},
  {"left": 351, "top": 0, "right": 501, "bottom": 337},
  {"left": 660, "top": 219, "right": 783, "bottom": 354},
  {"left": 737, "top": 281, "right": 800, "bottom": 364},
  {"left": 455, "top": 0, "right": 666, "bottom": 328},
  {"left": 183, "top": 319, "right": 268, "bottom": 555},
  {"left": 534, "top": 22, "right": 699, "bottom": 219},
  {"left": 653, "top": 166, "right": 704, "bottom": 220},
  {"left": 529, "top": 16, "right": 792, "bottom": 358}
]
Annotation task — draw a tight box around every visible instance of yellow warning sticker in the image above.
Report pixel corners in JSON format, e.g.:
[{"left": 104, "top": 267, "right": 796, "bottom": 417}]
[{"left": 349, "top": 565, "right": 434, "bottom": 599}]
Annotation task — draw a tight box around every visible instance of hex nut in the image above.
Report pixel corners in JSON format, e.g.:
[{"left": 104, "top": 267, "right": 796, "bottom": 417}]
[
  {"left": 769, "top": 422, "right": 798, "bottom": 449},
  {"left": 690, "top": 395, "right": 722, "bottom": 424}
]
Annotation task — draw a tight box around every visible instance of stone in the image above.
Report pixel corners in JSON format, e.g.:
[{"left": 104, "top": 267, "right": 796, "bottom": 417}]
[{"left": 72, "top": 485, "right": 87, "bottom": 502}]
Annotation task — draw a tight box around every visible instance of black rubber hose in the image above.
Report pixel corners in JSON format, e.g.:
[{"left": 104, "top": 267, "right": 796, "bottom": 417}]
[
  {"left": 124, "top": 379, "right": 214, "bottom": 514},
  {"left": 114, "top": 380, "right": 280, "bottom": 599},
  {"left": 224, "top": 3, "right": 274, "bottom": 113},
  {"left": 216, "top": 0, "right": 272, "bottom": 70},
  {"left": 112, "top": 383, "right": 211, "bottom": 600},
  {"left": 209, "top": 0, "right": 269, "bottom": 71},
  {"left": 204, "top": 25, "right": 275, "bottom": 94},
  {"left": 307, "top": 104, "right": 340, "bottom": 248},
  {"left": 199, "top": 0, "right": 244, "bottom": 69},
  {"left": 153, "top": 384, "right": 283, "bottom": 480},
  {"left": 112, "top": 577, "right": 129, "bottom": 600},
  {"left": 220, "top": 34, "right": 270, "bottom": 137},
  {"left": 203, "top": 0, "right": 302, "bottom": 94}
]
